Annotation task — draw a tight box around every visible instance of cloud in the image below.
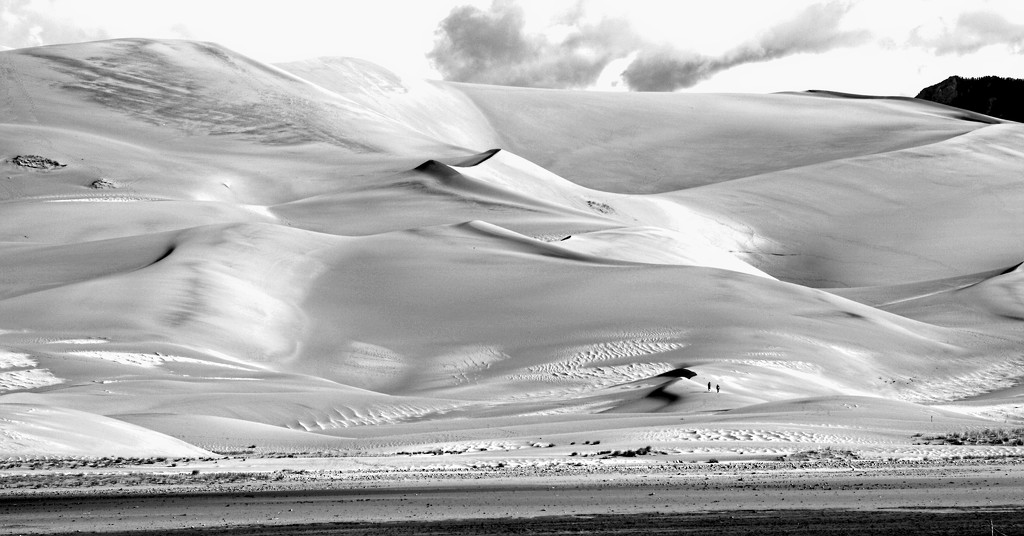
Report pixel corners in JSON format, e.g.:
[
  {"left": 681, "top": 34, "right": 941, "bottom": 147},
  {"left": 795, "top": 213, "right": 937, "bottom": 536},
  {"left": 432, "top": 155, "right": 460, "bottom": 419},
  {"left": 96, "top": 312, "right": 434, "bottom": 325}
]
[
  {"left": 0, "top": 0, "right": 108, "bottom": 49},
  {"left": 910, "top": 11, "right": 1024, "bottom": 55},
  {"left": 427, "top": 0, "right": 640, "bottom": 89},
  {"left": 622, "top": 1, "right": 871, "bottom": 91},
  {"left": 169, "top": 23, "right": 194, "bottom": 40},
  {"left": 428, "top": 0, "right": 869, "bottom": 91},
  {"left": 617, "top": 48, "right": 717, "bottom": 93}
]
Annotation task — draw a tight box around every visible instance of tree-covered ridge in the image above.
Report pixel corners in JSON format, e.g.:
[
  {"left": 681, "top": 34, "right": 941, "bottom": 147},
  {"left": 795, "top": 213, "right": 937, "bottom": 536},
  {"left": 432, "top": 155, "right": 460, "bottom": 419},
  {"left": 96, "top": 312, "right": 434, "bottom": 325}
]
[{"left": 916, "top": 76, "right": 1024, "bottom": 122}]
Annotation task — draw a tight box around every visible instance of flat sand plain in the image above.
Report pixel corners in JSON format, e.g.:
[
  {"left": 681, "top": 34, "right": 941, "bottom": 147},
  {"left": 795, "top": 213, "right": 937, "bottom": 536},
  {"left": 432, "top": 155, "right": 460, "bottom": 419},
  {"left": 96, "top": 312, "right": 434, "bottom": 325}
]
[{"left": 3, "top": 454, "right": 1023, "bottom": 535}]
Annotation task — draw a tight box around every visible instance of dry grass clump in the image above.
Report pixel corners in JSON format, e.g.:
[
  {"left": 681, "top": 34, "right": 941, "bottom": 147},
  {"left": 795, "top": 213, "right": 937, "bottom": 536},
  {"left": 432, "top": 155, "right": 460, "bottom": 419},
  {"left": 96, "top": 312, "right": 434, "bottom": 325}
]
[
  {"left": 0, "top": 470, "right": 280, "bottom": 490},
  {"left": 921, "top": 428, "right": 1024, "bottom": 446},
  {"left": 786, "top": 447, "right": 858, "bottom": 462},
  {"left": 603, "top": 445, "right": 657, "bottom": 458}
]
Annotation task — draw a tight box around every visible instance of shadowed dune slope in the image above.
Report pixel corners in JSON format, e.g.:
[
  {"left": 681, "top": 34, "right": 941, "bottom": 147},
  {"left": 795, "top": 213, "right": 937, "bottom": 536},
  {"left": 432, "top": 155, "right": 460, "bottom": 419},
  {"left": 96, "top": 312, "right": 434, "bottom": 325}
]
[
  {"left": 453, "top": 83, "right": 992, "bottom": 193},
  {"left": 2, "top": 39, "right": 1023, "bottom": 457},
  {"left": 664, "top": 124, "right": 1024, "bottom": 287}
]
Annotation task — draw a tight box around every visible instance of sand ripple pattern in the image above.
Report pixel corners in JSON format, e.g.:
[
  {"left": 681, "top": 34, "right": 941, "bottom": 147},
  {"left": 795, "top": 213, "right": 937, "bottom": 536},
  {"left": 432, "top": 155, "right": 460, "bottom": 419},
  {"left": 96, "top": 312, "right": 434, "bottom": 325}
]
[
  {"left": 638, "top": 428, "right": 874, "bottom": 445},
  {"left": 520, "top": 338, "right": 684, "bottom": 384},
  {"left": 67, "top": 351, "right": 254, "bottom": 370},
  {"left": 896, "top": 355, "right": 1024, "bottom": 404},
  {"left": 0, "top": 351, "right": 36, "bottom": 369},
  {"left": 291, "top": 403, "right": 461, "bottom": 430},
  {"left": 0, "top": 351, "right": 63, "bottom": 391},
  {"left": 0, "top": 368, "right": 63, "bottom": 391}
]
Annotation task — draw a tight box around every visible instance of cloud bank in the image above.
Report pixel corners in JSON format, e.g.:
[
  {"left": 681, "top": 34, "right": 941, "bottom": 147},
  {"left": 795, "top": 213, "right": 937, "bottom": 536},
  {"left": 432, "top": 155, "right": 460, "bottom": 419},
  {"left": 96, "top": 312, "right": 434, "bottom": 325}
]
[
  {"left": 426, "top": 0, "right": 640, "bottom": 89},
  {"left": 624, "top": 2, "right": 870, "bottom": 91},
  {"left": 0, "top": 0, "right": 108, "bottom": 49},
  {"left": 910, "top": 10, "right": 1024, "bottom": 55},
  {"left": 428, "top": 0, "right": 869, "bottom": 91}
]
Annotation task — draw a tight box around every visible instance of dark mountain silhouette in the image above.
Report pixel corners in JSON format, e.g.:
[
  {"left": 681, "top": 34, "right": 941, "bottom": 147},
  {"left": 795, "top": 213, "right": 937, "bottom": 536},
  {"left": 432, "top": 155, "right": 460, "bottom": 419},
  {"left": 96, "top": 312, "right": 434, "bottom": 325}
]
[{"left": 916, "top": 76, "right": 1024, "bottom": 122}]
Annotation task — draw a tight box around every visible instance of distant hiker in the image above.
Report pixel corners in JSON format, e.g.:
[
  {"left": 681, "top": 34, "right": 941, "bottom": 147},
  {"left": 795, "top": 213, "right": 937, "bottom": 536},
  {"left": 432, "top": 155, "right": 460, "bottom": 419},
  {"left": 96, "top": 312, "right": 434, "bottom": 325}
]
[
  {"left": 708, "top": 382, "right": 712, "bottom": 392},
  {"left": 716, "top": 384, "right": 720, "bottom": 394}
]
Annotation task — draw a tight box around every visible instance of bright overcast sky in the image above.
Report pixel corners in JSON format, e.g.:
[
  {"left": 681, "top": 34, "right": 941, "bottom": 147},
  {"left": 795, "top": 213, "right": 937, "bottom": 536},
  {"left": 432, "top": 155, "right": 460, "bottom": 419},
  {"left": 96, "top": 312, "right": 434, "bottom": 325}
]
[{"left": 1, "top": 0, "right": 1022, "bottom": 95}]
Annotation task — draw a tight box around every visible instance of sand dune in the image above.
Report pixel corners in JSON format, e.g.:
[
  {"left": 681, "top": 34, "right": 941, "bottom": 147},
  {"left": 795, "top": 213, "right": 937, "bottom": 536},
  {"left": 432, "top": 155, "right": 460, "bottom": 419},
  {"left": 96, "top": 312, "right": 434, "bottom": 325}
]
[
  {"left": 665, "top": 124, "right": 1024, "bottom": 287},
  {"left": 1, "top": 39, "right": 1023, "bottom": 459},
  {"left": 454, "top": 84, "right": 992, "bottom": 193},
  {"left": 0, "top": 403, "right": 212, "bottom": 457}
]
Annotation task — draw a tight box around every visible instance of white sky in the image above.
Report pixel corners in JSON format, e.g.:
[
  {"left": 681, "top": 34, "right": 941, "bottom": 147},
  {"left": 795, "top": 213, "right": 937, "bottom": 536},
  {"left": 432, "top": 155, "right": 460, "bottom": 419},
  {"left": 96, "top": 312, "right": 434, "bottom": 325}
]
[{"left": 1, "top": 0, "right": 1023, "bottom": 95}]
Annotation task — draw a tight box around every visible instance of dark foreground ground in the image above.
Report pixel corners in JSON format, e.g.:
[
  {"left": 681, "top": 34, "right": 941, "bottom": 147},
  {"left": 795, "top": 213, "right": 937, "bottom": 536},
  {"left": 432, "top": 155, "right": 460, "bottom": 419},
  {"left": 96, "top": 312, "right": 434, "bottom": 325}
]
[
  {"left": 7, "top": 508, "right": 1024, "bottom": 536},
  {"left": 3, "top": 459, "right": 1023, "bottom": 535},
  {"left": 19, "top": 512, "right": 1024, "bottom": 536}
]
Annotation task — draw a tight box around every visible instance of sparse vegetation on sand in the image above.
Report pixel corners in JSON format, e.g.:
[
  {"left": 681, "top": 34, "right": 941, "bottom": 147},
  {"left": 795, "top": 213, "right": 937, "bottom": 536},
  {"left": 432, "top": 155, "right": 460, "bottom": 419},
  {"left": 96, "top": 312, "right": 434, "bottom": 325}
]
[
  {"left": 7, "top": 154, "right": 66, "bottom": 170},
  {"left": 89, "top": 177, "right": 118, "bottom": 189},
  {"left": 786, "top": 447, "right": 859, "bottom": 462},
  {"left": 919, "top": 428, "right": 1024, "bottom": 446}
]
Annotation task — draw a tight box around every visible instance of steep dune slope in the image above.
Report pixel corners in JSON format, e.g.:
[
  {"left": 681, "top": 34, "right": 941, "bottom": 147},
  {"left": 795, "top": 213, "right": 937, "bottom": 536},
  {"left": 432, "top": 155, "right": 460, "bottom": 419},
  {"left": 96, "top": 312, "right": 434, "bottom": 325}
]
[
  {"left": 665, "top": 123, "right": 1024, "bottom": 287},
  {"left": 3, "top": 217, "right": 1010, "bottom": 434},
  {"left": 454, "top": 83, "right": 992, "bottom": 193},
  {"left": 1, "top": 39, "right": 1023, "bottom": 457},
  {"left": 276, "top": 56, "right": 500, "bottom": 152},
  {"left": 0, "top": 39, "right": 482, "bottom": 245},
  {"left": 1, "top": 39, "right": 451, "bottom": 153},
  {"left": 296, "top": 221, "right": 982, "bottom": 406}
]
